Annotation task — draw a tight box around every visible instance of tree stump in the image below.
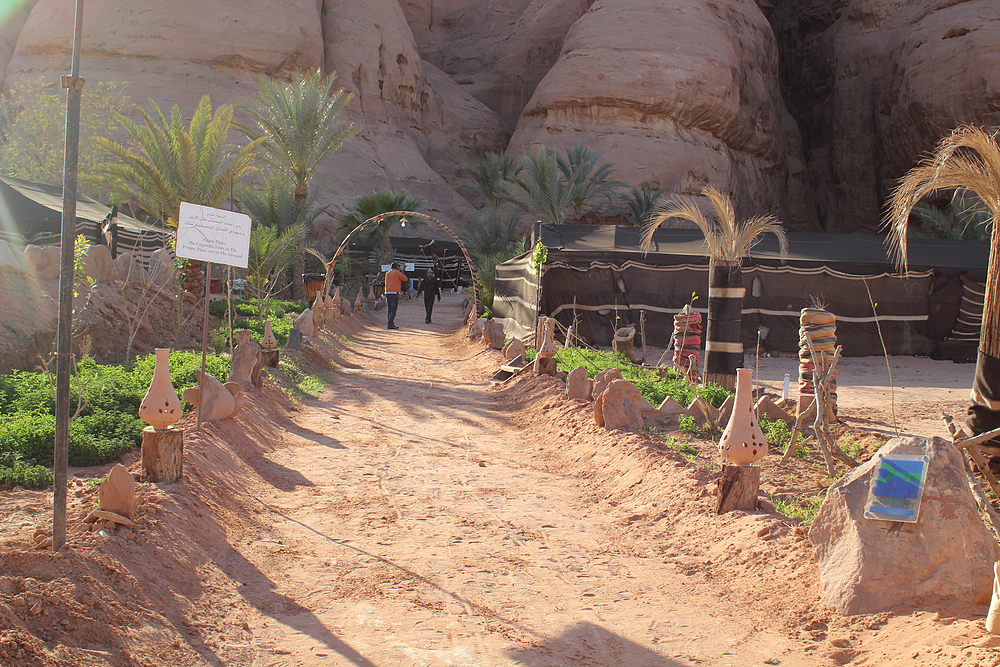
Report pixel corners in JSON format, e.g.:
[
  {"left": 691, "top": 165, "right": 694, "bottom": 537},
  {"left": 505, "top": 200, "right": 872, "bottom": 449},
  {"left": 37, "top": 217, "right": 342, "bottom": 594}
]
[
  {"left": 716, "top": 465, "right": 760, "bottom": 514},
  {"left": 612, "top": 326, "right": 636, "bottom": 362},
  {"left": 261, "top": 349, "right": 280, "bottom": 368},
  {"left": 534, "top": 357, "right": 557, "bottom": 376},
  {"left": 141, "top": 426, "right": 184, "bottom": 483}
]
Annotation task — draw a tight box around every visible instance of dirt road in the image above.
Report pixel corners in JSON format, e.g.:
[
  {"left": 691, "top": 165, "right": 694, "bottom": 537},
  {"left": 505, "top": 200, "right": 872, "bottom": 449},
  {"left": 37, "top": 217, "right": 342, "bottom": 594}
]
[{"left": 237, "top": 295, "right": 827, "bottom": 667}]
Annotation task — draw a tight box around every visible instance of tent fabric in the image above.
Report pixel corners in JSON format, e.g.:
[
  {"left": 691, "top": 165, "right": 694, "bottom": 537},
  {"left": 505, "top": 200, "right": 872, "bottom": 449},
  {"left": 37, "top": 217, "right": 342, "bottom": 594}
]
[
  {"left": 0, "top": 175, "right": 173, "bottom": 267},
  {"left": 947, "top": 277, "right": 986, "bottom": 342},
  {"left": 492, "top": 225, "right": 990, "bottom": 358},
  {"left": 346, "top": 235, "right": 471, "bottom": 290}
]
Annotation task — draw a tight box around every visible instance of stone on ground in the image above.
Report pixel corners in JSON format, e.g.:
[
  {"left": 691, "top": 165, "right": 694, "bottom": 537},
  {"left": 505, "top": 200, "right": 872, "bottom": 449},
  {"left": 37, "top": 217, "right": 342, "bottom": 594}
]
[
  {"left": 98, "top": 463, "right": 134, "bottom": 519},
  {"left": 23, "top": 244, "right": 60, "bottom": 281},
  {"left": 484, "top": 320, "right": 505, "bottom": 349},
  {"left": 592, "top": 367, "right": 623, "bottom": 400},
  {"left": 594, "top": 379, "right": 644, "bottom": 431},
  {"left": 565, "top": 365, "right": 592, "bottom": 400},
  {"left": 182, "top": 370, "right": 245, "bottom": 422},
  {"left": 229, "top": 330, "right": 262, "bottom": 390},
  {"left": 809, "top": 436, "right": 1000, "bottom": 614},
  {"left": 502, "top": 338, "right": 525, "bottom": 361},
  {"left": 84, "top": 245, "right": 114, "bottom": 283},
  {"left": 147, "top": 248, "right": 175, "bottom": 286}
]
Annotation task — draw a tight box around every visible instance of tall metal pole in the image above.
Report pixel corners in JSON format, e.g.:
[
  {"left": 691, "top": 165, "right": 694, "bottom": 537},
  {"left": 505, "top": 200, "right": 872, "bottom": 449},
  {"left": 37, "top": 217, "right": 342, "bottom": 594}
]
[{"left": 54, "top": 0, "right": 86, "bottom": 552}]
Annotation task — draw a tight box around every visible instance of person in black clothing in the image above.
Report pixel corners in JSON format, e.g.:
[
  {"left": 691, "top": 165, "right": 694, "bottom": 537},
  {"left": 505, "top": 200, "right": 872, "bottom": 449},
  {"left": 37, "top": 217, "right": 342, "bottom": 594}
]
[{"left": 417, "top": 269, "right": 441, "bottom": 323}]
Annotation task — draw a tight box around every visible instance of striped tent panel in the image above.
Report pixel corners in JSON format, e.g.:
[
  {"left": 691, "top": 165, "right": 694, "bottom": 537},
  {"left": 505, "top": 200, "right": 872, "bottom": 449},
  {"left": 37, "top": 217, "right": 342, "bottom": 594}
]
[{"left": 946, "top": 276, "right": 985, "bottom": 341}]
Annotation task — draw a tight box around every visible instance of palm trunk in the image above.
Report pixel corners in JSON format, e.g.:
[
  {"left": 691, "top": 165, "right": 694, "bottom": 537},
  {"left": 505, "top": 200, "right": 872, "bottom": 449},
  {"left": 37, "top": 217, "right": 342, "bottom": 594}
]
[
  {"left": 703, "top": 260, "right": 743, "bottom": 391},
  {"left": 380, "top": 230, "right": 393, "bottom": 267},
  {"left": 290, "top": 254, "right": 305, "bottom": 300}
]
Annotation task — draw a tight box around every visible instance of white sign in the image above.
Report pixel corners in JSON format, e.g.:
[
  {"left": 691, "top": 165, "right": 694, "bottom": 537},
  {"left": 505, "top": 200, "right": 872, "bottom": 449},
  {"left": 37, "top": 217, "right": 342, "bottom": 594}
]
[
  {"left": 405, "top": 263, "right": 415, "bottom": 272},
  {"left": 381, "top": 264, "right": 392, "bottom": 272},
  {"left": 176, "top": 202, "right": 252, "bottom": 268}
]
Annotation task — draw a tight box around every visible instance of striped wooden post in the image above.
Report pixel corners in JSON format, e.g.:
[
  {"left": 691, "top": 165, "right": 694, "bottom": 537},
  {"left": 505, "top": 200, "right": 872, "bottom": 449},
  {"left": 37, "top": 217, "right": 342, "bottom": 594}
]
[{"left": 704, "top": 261, "right": 744, "bottom": 391}]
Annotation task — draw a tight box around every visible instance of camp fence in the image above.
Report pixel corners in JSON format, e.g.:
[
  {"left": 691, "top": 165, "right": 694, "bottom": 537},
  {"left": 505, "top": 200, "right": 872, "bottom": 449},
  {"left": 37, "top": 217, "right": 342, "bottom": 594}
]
[
  {"left": 492, "top": 225, "right": 990, "bottom": 358},
  {"left": 0, "top": 175, "right": 173, "bottom": 267}
]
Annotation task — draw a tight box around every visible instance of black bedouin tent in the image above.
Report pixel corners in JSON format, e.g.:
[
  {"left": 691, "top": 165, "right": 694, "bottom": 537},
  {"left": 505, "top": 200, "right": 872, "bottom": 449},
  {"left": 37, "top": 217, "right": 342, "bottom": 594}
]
[
  {"left": 0, "top": 175, "right": 172, "bottom": 267},
  {"left": 344, "top": 235, "right": 470, "bottom": 290},
  {"left": 493, "top": 225, "right": 990, "bottom": 358}
]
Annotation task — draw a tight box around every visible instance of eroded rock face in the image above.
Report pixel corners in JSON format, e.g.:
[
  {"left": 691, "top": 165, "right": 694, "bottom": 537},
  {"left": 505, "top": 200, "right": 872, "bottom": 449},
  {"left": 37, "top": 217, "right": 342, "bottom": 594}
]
[
  {"left": 506, "top": 0, "right": 814, "bottom": 226},
  {"left": 809, "top": 436, "right": 1000, "bottom": 614},
  {"left": 766, "top": 0, "right": 1000, "bottom": 233}
]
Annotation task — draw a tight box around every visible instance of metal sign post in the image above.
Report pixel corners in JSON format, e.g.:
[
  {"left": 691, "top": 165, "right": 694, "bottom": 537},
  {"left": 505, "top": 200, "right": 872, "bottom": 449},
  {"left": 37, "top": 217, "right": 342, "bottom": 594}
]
[{"left": 53, "top": 0, "right": 86, "bottom": 553}]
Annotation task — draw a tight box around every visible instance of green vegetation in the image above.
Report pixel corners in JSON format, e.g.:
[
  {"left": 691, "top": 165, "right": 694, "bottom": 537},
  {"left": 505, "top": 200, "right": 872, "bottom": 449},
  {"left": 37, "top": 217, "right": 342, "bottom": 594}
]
[
  {"left": 660, "top": 436, "right": 699, "bottom": 459},
  {"left": 232, "top": 316, "right": 294, "bottom": 346},
  {"left": 339, "top": 190, "right": 425, "bottom": 266},
  {"left": 273, "top": 354, "right": 334, "bottom": 399},
  {"left": 770, "top": 494, "right": 824, "bottom": 526},
  {"left": 554, "top": 348, "right": 730, "bottom": 409},
  {"left": 0, "top": 352, "right": 230, "bottom": 489},
  {"left": 759, "top": 414, "right": 806, "bottom": 459}
]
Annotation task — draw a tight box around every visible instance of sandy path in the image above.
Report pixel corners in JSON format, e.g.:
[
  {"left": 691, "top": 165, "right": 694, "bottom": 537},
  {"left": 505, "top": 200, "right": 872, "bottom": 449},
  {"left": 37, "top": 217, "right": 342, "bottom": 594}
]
[{"left": 239, "top": 295, "right": 827, "bottom": 667}]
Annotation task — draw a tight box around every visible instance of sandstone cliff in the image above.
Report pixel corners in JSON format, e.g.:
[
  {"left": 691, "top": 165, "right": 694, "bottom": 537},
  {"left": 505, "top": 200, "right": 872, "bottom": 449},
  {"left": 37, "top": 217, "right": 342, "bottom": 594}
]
[{"left": 0, "top": 0, "right": 998, "bottom": 240}]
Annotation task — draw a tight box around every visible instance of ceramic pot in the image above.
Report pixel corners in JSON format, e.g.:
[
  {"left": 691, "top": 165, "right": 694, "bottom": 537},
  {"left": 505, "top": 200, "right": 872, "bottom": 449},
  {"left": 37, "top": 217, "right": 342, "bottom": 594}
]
[
  {"left": 261, "top": 320, "right": 278, "bottom": 350},
  {"left": 538, "top": 317, "right": 557, "bottom": 358},
  {"left": 138, "top": 348, "right": 182, "bottom": 430},
  {"left": 717, "top": 368, "right": 767, "bottom": 466}
]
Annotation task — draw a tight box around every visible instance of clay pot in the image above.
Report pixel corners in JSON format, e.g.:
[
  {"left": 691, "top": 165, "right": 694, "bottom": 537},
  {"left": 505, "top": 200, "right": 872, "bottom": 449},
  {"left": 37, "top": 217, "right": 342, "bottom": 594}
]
[
  {"left": 537, "top": 317, "right": 557, "bottom": 359},
  {"left": 138, "top": 348, "right": 182, "bottom": 431},
  {"left": 717, "top": 368, "right": 767, "bottom": 466},
  {"left": 261, "top": 320, "right": 278, "bottom": 350}
]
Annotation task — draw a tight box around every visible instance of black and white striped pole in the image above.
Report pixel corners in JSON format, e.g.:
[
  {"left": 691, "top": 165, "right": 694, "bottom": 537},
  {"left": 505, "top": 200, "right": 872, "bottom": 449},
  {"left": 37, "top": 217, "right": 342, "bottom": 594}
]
[{"left": 703, "top": 261, "right": 744, "bottom": 391}]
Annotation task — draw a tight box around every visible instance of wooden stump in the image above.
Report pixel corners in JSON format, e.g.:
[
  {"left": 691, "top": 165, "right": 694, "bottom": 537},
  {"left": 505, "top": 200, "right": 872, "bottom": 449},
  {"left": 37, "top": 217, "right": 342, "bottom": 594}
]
[
  {"left": 261, "top": 349, "right": 280, "bottom": 368},
  {"left": 612, "top": 326, "right": 636, "bottom": 362},
  {"left": 716, "top": 465, "right": 760, "bottom": 514},
  {"left": 141, "top": 426, "right": 184, "bottom": 483},
  {"left": 534, "top": 356, "right": 557, "bottom": 376}
]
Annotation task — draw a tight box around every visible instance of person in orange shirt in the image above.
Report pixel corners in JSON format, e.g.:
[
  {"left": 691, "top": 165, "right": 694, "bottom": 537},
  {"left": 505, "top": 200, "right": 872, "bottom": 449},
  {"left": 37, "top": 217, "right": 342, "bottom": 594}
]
[{"left": 384, "top": 262, "right": 409, "bottom": 329}]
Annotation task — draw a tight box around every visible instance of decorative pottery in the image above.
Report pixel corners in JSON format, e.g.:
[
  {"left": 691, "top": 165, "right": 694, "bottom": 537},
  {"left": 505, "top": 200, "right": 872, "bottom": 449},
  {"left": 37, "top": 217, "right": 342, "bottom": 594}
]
[
  {"left": 261, "top": 320, "right": 278, "bottom": 350},
  {"left": 138, "top": 348, "right": 182, "bottom": 430},
  {"left": 538, "top": 317, "right": 557, "bottom": 358},
  {"left": 717, "top": 368, "right": 767, "bottom": 466},
  {"left": 330, "top": 287, "right": 342, "bottom": 318}
]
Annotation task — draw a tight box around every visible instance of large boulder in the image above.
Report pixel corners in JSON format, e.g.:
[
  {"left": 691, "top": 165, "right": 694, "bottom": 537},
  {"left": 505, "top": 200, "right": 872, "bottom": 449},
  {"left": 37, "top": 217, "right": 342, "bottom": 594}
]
[
  {"left": 147, "top": 248, "right": 175, "bottom": 286},
  {"left": 182, "top": 370, "right": 245, "bottom": 422},
  {"left": 114, "top": 252, "right": 146, "bottom": 284},
  {"left": 809, "top": 436, "right": 1000, "bottom": 615},
  {"left": 593, "top": 378, "right": 644, "bottom": 431},
  {"left": 483, "top": 320, "right": 505, "bottom": 349}
]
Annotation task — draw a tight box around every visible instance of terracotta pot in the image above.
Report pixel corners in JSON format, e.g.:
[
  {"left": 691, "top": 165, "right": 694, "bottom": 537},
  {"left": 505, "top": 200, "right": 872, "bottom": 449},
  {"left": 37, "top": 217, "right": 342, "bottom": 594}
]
[
  {"left": 261, "top": 320, "right": 278, "bottom": 350},
  {"left": 138, "top": 348, "right": 183, "bottom": 431},
  {"left": 717, "top": 368, "right": 767, "bottom": 466},
  {"left": 538, "top": 317, "right": 557, "bottom": 359}
]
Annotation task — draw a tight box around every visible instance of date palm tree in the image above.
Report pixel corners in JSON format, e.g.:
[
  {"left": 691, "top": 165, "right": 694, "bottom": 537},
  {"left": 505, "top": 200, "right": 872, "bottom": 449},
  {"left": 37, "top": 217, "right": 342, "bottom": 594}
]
[
  {"left": 455, "top": 151, "right": 521, "bottom": 213},
  {"left": 339, "top": 190, "right": 426, "bottom": 267},
  {"left": 556, "top": 143, "right": 624, "bottom": 222},
  {"left": 238, "top": 69, "right": 358, "bottom": 297},
  {"left": 885, "top": 125, "right": 1000, "bottom": 443},
  {"left": 90, "top": 94, "right": 262, "bottom": 227},
  {"left": 641, "top": 186, "right": 788, "bottom": 390},
  {"left": 503, "top": 147, "right": 568, "bottom": 225}
]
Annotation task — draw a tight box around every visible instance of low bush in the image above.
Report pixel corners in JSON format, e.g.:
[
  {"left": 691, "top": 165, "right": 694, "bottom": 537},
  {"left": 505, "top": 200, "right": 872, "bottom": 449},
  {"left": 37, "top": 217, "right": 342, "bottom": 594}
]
[
  {"left": 232, "top": 317, "right": 294, "bottom": 346},
  {"left": 0, "top": 351, "right": 231, "bottom": 489}
]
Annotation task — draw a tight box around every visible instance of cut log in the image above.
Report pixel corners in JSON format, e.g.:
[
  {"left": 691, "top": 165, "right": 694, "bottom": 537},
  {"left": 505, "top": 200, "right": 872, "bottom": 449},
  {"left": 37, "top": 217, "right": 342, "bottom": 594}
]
[
  {"left": 534, "top": 357, "right": 557, "bottom": 376},
  {"left": 717, "top": 465, "right": 761, "bottom": 514},
  {"left": 141, "top": 426, "right": 184, "bottom": 483},
  {"left": 612, "top": 326, "right": 636, "bottom": 362},
  {"left": 261, "top": 349, "right": 280, "bottom": 368}
]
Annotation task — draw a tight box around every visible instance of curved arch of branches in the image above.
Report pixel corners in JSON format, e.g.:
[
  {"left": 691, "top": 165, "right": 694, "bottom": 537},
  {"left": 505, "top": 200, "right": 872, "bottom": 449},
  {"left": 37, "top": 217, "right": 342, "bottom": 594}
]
[{"left": 324, "top": 210, "right": 479, "bottom": 313}]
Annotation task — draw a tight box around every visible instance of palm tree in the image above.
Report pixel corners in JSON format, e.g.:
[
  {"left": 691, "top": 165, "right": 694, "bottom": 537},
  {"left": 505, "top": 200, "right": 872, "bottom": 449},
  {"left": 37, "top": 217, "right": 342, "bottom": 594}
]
[
  {"left": 238, "top": 69, "right": 358, "bottom": 298},
  {"left": 238, "top": 69, "right": 357, "bottom": 202},
  {"left": 90, "top": 95, "right": 263, "bottom": 227},
  {"left": 642, "top": 186, "right": 788, "bottom": 390},
  {"left": 617, "top": 183, "right": 666, "bottom": 225},
  {"left": 455, "top": 151, "right": 521, "bottom": 212},
  {"left": 556, "top": 143, "right": 624, "bottom": 222},
  {"left": 339, "top": 190, "right": 426, "bottom": 266},
  {"left": 504, "top": 147, "right": 568, "bottom": 225},
  {"left": 458, "top": 209, "right": 523, "bottom": 261},
  {"left": 245, "top": 221, "right": 311, "bottom": 320},
  {"left": 911, "top": 191, "right": 993, "bottom": 241},
  {"left": 885, "top": 125, "right": 1000, "bottom": 443}
]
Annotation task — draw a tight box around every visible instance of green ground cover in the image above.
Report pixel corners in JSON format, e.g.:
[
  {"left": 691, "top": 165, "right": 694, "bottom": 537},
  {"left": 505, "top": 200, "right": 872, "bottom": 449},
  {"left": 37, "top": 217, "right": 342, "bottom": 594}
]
[{"left": 0, "top": 352, "right": 231, "bottom": 490}]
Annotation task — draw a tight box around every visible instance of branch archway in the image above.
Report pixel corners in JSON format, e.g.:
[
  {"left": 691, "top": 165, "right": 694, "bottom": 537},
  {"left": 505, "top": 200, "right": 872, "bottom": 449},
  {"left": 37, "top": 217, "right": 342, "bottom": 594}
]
[{"left": 323, "top": 210, "right": 478, "bottom": 314}]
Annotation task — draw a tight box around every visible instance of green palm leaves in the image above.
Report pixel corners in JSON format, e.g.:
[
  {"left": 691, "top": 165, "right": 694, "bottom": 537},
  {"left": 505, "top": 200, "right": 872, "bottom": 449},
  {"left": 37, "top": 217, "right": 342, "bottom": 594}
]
[
  {"left": 238, "top": 69, "right": 358, "bottom": 200},
  {"left": 90, "top": 95, "right": 263, "bottom": 227},
  {"left": 339, "top": 190, "right": 426, "bottom": 266},
  {"left": 641, "top": 186, "right": 788, "bottom": 263}
]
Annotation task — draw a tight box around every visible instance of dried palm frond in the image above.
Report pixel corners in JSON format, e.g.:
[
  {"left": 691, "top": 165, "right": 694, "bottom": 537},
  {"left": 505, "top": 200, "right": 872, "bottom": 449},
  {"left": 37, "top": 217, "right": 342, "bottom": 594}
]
[
  {"left": 807, "top": 294, "right": 828, "bottom": 310},
  {"left": 885, "top": 125, "right": 1000, "bottom": 356},
  {"left": 640, "top": 186, "right": 788, "bottom": 263}
]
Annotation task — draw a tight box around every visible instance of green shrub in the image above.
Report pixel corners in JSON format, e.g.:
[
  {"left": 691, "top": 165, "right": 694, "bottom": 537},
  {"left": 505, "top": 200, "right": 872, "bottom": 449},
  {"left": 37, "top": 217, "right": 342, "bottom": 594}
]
[
  {"left": 0, "top": 370, "right": 54, "bottom": 415},
  {"left": 232, "top": 317, "right": 293, "bottom": 346},
  {"left": 554, "top": 347, "right": 731, "bottom": 409},
  {"left": 0, "top": 451, "right": 53, "bottom": 489},
  {"left": 762, "top": 415, "right": 806, "bottom": 458},
  {"left": 68, "top": 412, "right": 144, "bottom": 466},
  {"left": 0, "top": 413, "right": 55, "bottom": 465},
  {"left": 209, "top": 298, "right": 306, "bottom": 320},
  {"left": 132, "top": 350, "right": 231, "bottom": 394}
]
